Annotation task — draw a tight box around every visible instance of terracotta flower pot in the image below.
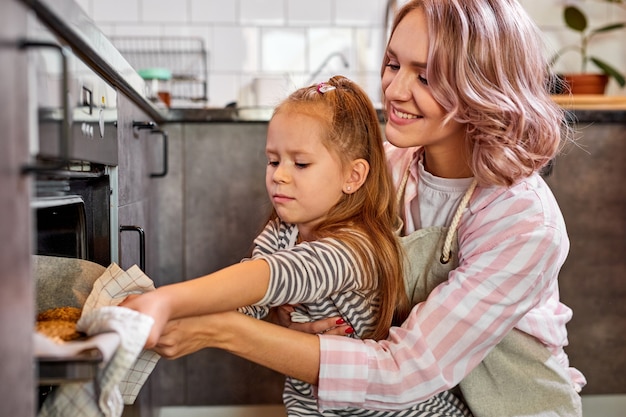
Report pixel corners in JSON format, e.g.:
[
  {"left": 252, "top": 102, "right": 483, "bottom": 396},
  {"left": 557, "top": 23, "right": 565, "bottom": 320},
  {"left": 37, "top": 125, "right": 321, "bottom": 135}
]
[{"left": 561, "top": 73, "right": 609, "bottom": 95}]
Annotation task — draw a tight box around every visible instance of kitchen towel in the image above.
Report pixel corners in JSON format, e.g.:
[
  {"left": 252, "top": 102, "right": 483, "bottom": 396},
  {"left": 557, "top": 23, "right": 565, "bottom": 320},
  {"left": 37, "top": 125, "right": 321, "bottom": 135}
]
[{"left": 38, "top": 263, "right": 160, "bottom": 417}]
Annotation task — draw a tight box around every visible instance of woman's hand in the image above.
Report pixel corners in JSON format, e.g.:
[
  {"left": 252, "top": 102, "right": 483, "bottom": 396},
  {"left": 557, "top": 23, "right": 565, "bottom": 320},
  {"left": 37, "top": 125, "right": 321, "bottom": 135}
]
[
  {"left": 153, "top": 314, "right": 223, "bottom": 359},
  {"left": 149, "top": 310, "right": 322, "bottom": 385},
  {"left": 268, "top": 305, "right": 353, "bottom": 336}
]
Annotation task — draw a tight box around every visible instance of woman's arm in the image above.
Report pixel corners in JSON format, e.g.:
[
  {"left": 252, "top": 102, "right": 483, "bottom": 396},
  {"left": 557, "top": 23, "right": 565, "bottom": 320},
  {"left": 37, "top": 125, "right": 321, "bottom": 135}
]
[
  {"left": 155, "top": 311, "right": 322, "bottom": 385},
  {"left": 153, "top": 307, "right": 351, "bottom": 360},
  {"left": 315, "top": 179, "right": 572, "bottom": 410}
]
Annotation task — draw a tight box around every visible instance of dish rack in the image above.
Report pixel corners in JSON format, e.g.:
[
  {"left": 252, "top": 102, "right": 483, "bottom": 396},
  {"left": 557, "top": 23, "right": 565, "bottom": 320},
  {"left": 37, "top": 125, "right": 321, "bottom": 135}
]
[{"left": 111, "top": 36, "right": 208, "bottom": 102}]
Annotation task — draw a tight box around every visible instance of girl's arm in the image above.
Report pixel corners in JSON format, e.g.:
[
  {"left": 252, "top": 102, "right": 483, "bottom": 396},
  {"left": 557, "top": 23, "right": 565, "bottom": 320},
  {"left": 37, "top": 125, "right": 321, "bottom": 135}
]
[
  {"left": 123, "top": 236, "right": 361, "bottom": 348},
  {"left": 120, "top": 259, "right": 271, "bottom": 348}
]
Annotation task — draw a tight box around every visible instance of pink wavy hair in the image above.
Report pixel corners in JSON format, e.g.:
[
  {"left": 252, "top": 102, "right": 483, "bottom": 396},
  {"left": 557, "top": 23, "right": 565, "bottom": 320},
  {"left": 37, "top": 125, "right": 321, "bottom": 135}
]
[{"left": 384, "top": 0, "right": 571, "bottom": 186}]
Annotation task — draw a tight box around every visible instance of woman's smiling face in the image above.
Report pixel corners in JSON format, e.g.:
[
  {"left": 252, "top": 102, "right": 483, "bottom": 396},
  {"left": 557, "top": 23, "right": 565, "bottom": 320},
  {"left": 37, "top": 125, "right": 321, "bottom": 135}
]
[{"left": 381, "top": 7, "right": 466, "bottom": 154}]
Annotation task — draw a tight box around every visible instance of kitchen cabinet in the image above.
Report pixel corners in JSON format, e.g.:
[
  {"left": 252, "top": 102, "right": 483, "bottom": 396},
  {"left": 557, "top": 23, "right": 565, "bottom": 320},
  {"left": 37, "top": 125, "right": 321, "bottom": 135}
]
[
  {"left": 0, "top": 1, "right": 36, "bottom": 416},
  {"left": 117, "top": 93, "right": 163, "bottom": 280},
  {"left": 116, "top": 91, "right": 173, "bottom": 417},
  {"left": 543, "top": 119, "right": 626, "bottom": 394},
  {"left": 145, "top": 122, "right": 286, "bottom": 407}
]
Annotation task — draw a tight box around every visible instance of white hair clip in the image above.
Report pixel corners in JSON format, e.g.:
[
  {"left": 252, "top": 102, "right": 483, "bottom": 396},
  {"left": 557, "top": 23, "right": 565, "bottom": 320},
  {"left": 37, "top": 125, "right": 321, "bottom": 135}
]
[{"left": 317, "top": 82, "right": 336, "bottom": 94}]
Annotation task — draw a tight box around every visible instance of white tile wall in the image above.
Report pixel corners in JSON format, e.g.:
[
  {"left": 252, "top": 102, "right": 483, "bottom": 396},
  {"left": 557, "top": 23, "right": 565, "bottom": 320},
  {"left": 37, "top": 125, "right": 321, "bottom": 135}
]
[
  {"left": 190, "top": 0, "right": 237, "bottom": 24},
  {"left": 78, "top": 0, "right": 626, "bottom": 107},
  {"left": 261, "top": 27, "right": 307, "bottom": 72},
  {"left": 93, "top": 0, "right": 139, "bottom": 23},
  {"left": 240, "top": 0, "right": 285, "bottom": 25},
  {"left": 287, "top": 0, "right": 333, "bottom": 25},
  {"left": 335, "top": 0, "right": 384, "bottom": 26},
  {"left": 143, "top": 0, "right": 188, "bottom": 23}
]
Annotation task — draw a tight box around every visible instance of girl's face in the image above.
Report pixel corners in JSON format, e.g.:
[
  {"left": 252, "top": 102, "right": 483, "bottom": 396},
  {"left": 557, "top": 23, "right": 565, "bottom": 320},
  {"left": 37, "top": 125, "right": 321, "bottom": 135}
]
[
  {"left": 382, "top": 7, "right": 467, "bottom": 175},
  {"left": 265, "top": 111, "right": 349, "bottom": 240}
]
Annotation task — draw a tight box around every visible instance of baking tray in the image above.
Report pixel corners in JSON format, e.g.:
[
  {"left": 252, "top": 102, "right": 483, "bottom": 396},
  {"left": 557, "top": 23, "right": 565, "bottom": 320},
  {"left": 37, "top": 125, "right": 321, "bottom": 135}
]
[{"left": 37, "top": 347, "right": 102, "bottom": 385}]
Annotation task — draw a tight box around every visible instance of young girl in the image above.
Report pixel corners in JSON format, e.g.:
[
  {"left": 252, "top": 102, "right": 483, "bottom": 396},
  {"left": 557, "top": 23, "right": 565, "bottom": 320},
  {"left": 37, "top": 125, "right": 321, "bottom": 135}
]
[
  {"left": 125, "top": 76, "right": 471, "bottom": 416},
  {"left": 140, "top": 1, "right": 586, "bottom": 416}
]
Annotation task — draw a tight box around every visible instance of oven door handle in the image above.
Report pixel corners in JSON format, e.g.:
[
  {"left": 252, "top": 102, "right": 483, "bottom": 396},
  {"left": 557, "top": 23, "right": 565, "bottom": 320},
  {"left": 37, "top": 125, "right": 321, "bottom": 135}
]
[
  {"left": 19, "top": 40, "right": 72, "bottom": 174},
  {"left": 119, "top": 225, "right": 145, "bottom": 271}
]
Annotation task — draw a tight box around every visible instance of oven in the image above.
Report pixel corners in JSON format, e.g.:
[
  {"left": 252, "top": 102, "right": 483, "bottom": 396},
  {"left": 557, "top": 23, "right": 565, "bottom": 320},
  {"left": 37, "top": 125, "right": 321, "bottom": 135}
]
[
  {"left": 25, "top": 11, "right": 120, "bottom": 267},
  {"left": 0, "top": 2, "right": 165, "bottom": 415},
  {"left": 22, "top": 10, "right": 124, "bottom": 406}
]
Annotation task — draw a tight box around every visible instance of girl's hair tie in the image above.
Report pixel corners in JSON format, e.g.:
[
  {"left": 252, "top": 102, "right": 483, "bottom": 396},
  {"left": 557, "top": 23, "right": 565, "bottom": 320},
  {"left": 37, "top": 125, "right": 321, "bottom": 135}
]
[{"left": 317, "top": 82, "right": 336, "bottom": 94}]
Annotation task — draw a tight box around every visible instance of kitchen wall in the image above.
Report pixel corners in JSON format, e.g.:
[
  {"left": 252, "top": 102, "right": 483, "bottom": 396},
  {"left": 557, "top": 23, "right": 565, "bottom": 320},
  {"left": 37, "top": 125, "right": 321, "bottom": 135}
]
[{"left": 74, "top": 0, "right": 626, "bottom": 108}]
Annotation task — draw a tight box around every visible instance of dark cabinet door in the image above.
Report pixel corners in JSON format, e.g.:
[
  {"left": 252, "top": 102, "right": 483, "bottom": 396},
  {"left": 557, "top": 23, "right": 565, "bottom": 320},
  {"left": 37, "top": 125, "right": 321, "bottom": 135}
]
[{"left": 117, "top": 94, "right": 158, "bottom": 278}]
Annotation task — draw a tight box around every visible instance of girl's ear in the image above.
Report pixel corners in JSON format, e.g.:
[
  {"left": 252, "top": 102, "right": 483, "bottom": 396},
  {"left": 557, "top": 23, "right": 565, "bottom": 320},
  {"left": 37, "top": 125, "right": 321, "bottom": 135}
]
[{"left": 343, "top": 158, "right": 370, "bottom": 194}]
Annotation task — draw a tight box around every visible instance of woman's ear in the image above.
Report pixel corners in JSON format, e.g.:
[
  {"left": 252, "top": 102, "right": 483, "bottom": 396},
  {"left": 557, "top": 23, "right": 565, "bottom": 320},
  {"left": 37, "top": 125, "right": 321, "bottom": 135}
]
[{"left": 343, "top": 159, "right": 369, "bottom": 194}]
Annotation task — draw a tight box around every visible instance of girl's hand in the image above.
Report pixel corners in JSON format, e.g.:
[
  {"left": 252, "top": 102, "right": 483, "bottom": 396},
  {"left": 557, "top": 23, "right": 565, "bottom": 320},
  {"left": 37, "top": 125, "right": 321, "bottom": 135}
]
[
  {"left": 119, "top": 290, "right": 171, "bottom": 349},
  {"left": 268, "top": 306, "right": 353, "bottom": 336}
]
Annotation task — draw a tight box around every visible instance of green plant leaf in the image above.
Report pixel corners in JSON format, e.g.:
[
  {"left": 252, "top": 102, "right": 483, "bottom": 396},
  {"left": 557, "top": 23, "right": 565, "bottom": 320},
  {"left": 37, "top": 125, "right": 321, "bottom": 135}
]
[
  {"left": 590, "top": 57, "right": 626, "bottom": 87},
  {"left": 590, "top": 22, "right": 626, "bottom": 36},
  {"left": 564, "top": 6, "right": 587, "bottom": 32}
]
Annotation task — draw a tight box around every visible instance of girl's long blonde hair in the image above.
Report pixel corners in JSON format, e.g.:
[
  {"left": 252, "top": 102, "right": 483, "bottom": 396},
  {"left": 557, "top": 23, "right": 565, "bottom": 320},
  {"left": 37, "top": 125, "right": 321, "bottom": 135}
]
[
  {"left": 384, "top": 0, "right": 571, "bottom": 186},
  {"left": 272, "top": 75, "right": 410, "bottom": 340}
]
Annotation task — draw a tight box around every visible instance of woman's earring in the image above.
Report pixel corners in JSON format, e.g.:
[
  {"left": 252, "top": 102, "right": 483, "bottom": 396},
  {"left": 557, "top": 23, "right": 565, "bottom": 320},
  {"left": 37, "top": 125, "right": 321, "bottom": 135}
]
[{"left": 346, "top": 186, "right": 352, "bottom": 192}]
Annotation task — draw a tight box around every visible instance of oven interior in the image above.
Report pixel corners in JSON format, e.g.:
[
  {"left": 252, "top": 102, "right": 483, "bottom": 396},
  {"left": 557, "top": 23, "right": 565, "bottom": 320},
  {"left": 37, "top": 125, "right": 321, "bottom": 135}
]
[{"left": 33, "top": 164, "right": 111, "bottom": 266}]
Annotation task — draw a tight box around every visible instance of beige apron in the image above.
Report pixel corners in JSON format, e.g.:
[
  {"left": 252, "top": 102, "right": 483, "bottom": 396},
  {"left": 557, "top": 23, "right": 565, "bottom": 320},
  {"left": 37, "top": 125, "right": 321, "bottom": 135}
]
[{"left": 398, "top": 172, "right": 582, "bottom": 417}]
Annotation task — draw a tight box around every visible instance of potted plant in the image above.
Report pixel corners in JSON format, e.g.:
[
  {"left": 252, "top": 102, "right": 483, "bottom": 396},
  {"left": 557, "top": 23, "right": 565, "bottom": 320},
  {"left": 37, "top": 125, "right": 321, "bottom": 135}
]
[{"left": 550, "top": 1, "right": 626, "bottom": 94}]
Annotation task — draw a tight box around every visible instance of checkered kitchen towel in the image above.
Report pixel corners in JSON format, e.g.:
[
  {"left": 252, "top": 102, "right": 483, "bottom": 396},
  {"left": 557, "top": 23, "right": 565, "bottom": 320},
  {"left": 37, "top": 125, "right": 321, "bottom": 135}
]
[{"left": 39, "top": 263, "right": 160, "bottom": 417}]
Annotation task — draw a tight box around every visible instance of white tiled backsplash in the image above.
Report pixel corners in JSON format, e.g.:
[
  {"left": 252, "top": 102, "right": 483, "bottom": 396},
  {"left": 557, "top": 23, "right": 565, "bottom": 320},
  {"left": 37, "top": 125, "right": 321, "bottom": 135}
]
[{"left": 75, "top": 0, "right": 626, "bottom": 107}]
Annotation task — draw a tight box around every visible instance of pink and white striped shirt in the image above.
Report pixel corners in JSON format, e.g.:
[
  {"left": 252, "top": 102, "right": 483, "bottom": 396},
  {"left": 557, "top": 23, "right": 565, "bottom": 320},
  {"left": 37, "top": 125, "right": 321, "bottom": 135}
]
[{"left": 316, "top": 145, "right": 586, "bottom": 411}]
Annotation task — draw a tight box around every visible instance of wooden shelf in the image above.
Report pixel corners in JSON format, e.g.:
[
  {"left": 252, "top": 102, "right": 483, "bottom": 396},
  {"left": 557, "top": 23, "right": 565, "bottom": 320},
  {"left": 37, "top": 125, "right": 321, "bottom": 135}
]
[{"left": 551, "top": 95, "right": 626, "bottom": 110}]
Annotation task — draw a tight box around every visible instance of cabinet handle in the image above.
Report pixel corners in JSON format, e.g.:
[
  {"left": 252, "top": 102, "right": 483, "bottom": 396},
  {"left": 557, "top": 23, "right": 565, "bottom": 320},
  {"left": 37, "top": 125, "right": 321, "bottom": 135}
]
[
  {"left": 131, "top": 121, "right": 168, "bottom": 178},
  {"left": 19, "top": 40, "right": 71, "bottom": 174},
  {"left": 120, "top": 225, "right": 145, "bottom": 271},
  {"left": 132, "top": 121, "right": 156, "bottom": 130},
  {"left": 150, "top": 129, "right": 168, "bottom": 178},
  {"left": 82, "top": 85, "right": 93, "bottom": 115}
]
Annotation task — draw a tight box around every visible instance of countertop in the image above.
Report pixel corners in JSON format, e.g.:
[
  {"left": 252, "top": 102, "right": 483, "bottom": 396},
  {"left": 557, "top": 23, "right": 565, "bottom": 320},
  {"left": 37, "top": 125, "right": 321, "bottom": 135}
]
[
  {"left": 165, "top": 103, "right": 626, "bottom": 124},
  {"left": 553, "top": 95, "right": 626, "bottom": 124}
]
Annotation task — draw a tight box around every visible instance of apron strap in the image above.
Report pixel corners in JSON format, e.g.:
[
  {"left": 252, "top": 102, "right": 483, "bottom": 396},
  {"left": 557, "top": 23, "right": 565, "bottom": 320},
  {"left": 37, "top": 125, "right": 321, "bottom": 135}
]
[
  {"left": 396, "top": 162, "right": 477, "bottom": 264},
  {"left": 396, "top": 164, "right": 411, "bottom": 209},
  {"left": 441, "top": 179, "right": 477, "bottom": 264}
]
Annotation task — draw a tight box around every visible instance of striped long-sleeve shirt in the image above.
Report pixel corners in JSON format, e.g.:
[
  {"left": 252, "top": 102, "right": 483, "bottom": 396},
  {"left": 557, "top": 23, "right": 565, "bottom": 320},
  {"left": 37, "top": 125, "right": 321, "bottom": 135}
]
[
  {"left": 316, "top": 145, "right": 586, "bottom": 412},
  {"left": 240, "top": 203, "right": 473, "bottom": 416},
  {"left": 239, "top": 218, "right": 379, "bottom": 340}
]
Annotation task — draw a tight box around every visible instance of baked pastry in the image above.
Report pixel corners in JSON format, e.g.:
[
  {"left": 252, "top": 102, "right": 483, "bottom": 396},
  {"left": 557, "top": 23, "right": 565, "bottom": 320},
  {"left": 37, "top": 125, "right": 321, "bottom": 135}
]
[
  {"left": 36, "top": 306, "right": 84, "bottom": 342},
  {"left": 37, "top": 306, "right": 82, "bottom": 323}
]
